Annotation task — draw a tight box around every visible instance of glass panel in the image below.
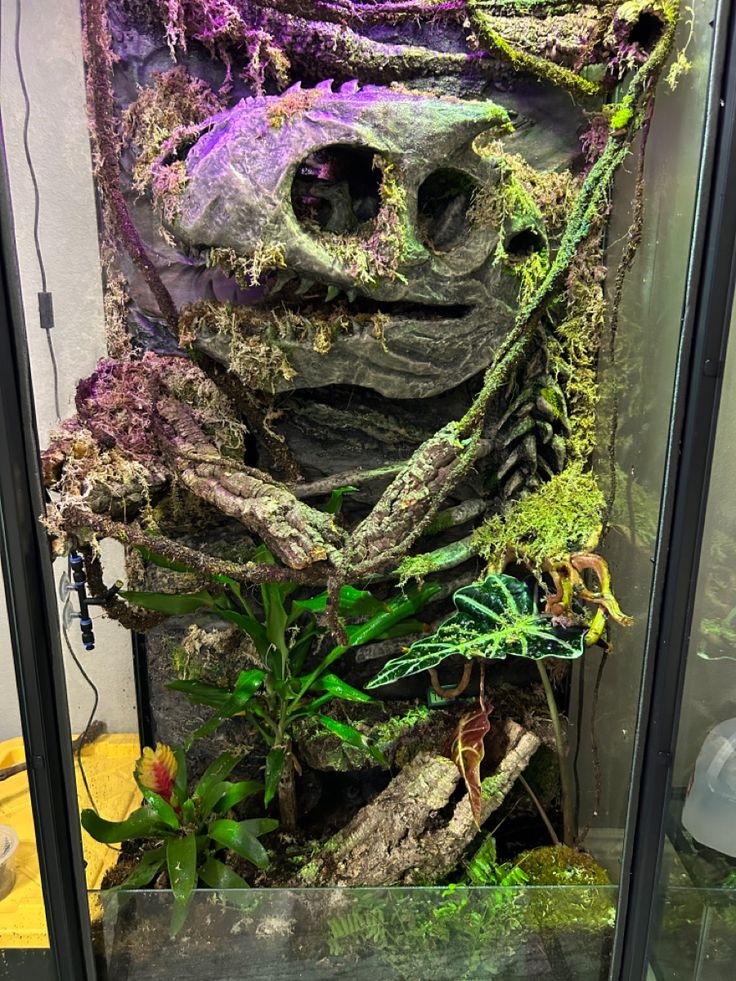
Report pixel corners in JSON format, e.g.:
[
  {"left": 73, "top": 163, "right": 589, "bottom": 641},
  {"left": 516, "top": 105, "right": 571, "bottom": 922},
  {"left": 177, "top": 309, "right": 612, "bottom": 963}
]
[
  {"left": 91, "top": 886, "right": 618, "bottom": 980},
  {"left": 0, "top": 571, "right": 53, "bottom": 977},
  {"left": 648, "top": 293, "right": 736, "bottom": 978},
  {"left": 0, "top": 1, "right": 723, "bottom": 979}
]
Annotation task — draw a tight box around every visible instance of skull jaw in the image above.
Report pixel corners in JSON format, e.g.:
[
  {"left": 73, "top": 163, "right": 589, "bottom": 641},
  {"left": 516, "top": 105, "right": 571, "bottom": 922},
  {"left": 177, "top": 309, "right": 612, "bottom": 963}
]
[{"left": 193, "top": 299, "right": 514, "bottom": 400}]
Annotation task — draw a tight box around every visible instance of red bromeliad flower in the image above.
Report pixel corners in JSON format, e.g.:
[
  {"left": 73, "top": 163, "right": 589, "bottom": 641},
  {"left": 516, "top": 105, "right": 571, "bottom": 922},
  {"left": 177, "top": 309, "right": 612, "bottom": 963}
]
[{"left": 135, "top": 743, "right": 178, "bottom": 804}]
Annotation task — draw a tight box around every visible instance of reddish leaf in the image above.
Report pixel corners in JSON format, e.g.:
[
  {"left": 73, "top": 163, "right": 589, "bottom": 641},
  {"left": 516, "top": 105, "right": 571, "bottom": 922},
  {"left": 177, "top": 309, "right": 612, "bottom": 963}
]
[{"left": 451, "top": 698, "right": 492, "bottom": 828}]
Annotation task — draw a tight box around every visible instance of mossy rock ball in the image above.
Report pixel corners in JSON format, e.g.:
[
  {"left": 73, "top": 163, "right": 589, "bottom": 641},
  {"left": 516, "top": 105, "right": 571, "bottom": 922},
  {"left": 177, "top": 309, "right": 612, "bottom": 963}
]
[{"left": 517, "top": 845, "right": 616, "bottom": 933}]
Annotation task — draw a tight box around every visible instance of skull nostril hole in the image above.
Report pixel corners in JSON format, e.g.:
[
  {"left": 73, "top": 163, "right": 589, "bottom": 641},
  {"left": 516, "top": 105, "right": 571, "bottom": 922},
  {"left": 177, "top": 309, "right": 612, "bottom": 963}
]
[
  {"left": 291, "top": 144, "right": 382, "bottom": 234},
  {"left": 418, "top": 168, "right": 480, "bottom": 254},
  {"left": 505, "top": 227, "right": 546, "bottom": 259}
]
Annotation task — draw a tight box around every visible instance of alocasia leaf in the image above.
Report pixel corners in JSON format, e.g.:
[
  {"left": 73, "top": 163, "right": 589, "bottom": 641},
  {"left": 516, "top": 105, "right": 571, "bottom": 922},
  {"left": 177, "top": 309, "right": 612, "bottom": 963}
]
[
  {"left": 451, "top": 699, "right": 492, "bottom": 829},
  {"left": 367, "top": 575, "right": 586, "bottom": 688}
]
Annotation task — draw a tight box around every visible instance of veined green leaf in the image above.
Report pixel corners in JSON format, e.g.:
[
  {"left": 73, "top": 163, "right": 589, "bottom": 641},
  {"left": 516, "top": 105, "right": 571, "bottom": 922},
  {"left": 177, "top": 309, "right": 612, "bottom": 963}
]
[
  {"left": 209, "top": 819, "right": 271, "bottom": 869},
  {"left": 81, "top": 806, "right": 170, "bottom": 844},
  {"left": 367, "top": 575, "right": 586, "bottom": 689},
  {"left": 120, "top": 589, "right": 215, "bottom": 616},
  {"left": 264, "top": 748, "right": 285, "bottom": 807},
  {"left": 317, "top": 716, "right": 387, "bottom": 766},
  {"left": 166, "top": 833, "right": 198, "bottom": 907}
]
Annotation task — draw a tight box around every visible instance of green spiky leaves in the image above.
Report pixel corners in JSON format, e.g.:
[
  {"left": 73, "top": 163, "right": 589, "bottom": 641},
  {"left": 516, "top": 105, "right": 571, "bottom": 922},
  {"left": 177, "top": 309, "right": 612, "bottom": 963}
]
[{"left": 367, "top": 574, "right": 585, "bottom": 689}]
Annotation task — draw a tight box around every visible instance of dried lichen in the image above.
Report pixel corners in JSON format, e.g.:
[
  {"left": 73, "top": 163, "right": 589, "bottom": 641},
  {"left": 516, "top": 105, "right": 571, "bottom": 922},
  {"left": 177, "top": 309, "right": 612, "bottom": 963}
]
[
  {"left": 473, "top": 463, "right": 606, "bottom": 570},
  {"left": 205, "top": 244, "right": 287, "bottom": 289},
  {"left": 319, "top": 157, "right": 424, "bottom": 286},
  {"left": 266, "top": 87, "right": 322, "bottom": 128},
  {"left": 123, "top": 66, "right": 223, "bottom": 220}
]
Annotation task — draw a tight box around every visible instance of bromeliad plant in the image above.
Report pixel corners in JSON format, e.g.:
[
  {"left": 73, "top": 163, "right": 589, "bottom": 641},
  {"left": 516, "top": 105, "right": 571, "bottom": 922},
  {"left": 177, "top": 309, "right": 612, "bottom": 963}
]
[
  {"left": 81, "top": 744, "right": 276, "bottom": 934},
  {"left": 121, "top": 546, "right": 438, "bottom": 829},
  {"left": 368, "top": 570, "right": 632, "bottom": 843}
]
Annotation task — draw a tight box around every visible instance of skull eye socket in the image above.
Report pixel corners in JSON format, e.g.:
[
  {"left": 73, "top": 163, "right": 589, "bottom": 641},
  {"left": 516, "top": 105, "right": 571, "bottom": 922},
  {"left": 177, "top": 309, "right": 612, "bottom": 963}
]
[
  {"left": 418, "top": 168, "right": 480, "bottom": 254},
  {"left": 291, "top": 144, "right": 381, "bottom": 233}
]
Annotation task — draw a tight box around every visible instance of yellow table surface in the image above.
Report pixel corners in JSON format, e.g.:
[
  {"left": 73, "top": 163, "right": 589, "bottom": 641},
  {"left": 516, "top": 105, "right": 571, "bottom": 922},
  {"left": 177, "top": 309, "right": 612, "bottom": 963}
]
[{"left": 0, "top": 733, "right": 140, "bottom": 948}]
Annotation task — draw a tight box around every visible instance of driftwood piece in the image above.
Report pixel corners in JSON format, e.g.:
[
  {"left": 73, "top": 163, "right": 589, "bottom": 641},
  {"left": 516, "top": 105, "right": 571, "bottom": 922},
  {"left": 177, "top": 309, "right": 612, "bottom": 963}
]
[{"left": 303, "top": 718, "right": 540, "bottom": 886}]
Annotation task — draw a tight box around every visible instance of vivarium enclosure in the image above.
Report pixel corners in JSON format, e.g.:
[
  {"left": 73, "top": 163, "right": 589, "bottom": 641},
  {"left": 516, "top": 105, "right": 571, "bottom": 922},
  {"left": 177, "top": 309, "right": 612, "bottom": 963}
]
[{"left": 1, "top": 0, "right": 736, "bottom": 979}]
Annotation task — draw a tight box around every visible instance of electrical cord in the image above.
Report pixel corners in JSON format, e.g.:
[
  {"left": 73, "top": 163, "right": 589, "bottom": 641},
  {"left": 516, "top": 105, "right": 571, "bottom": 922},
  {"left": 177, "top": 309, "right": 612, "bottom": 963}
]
[
  {"left": 13, "top": 0, "right": 61, "bottom": 420},
  {"left": 62, "top": 593, "right": 100, "bottom": 813}
]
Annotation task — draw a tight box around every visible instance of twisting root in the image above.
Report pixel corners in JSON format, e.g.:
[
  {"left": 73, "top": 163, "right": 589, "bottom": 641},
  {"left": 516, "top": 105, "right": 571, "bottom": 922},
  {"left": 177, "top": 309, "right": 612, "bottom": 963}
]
[
  {"left": 428, "top": 661, "right": 473, "bottom": 698},
  {"left": 81, "top": 0, "right": 179, "bottom": 330}
]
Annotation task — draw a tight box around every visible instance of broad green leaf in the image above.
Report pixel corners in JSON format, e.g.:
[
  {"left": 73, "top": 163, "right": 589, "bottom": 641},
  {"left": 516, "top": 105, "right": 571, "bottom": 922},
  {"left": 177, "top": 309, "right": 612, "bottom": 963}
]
[
  {"left": 264, "top": 748, "right": 285, "bottom": 807},
  {"left": 312, "top": 674, "right": 373, "bottom": 703},
  {"left": 109, "top": 845, "right": 165, "bottom": 892},
  {"left": 237, "top": 818, "right": 279, "bottom": 837},
  {"left": 81, "top": 806, "right": 169, "bottom": 844},
  {"left": 209, "top": 819, "right": 270, "bottom": 869},
  {"left": 166, "top": 833, "right": 198, "bottom": 907},
  {"left": 167, "top": 679, "right": 233, "bottom": 710},
  {"left": 214, "top": 781, "right": 264, "bottom": 813},
  {"left": 348, "top": 584, "right": 441, "bottom": 648},
  {"left": 325, "top": 485, "right": 358, "bottom": 515},
  {"left": 198, "top": 856, "right": 249, "bottom": 891},
  {"left": 235, "top": 669, "right": 266, "bottom": 694},
  {"left": 317, "top": 715, "right": 387, "bottom": 766},
  {"left": 217, "top": 608, "right": 269, "bottom": 654},
  {"left": 134, "top": 546, "right": 191, "bottom": 573},
  {"left": 293, "top": 585, "right": 386, "bottom": 618},
  {"left": 173, "top": 747, "right": 188, "bottom": 806},
  {"left": 120, "top": 589, "right": 215, "bottom": 616},
  {"left": 367, "top": 575, "right": 586, "bottom": 688},
  {"left": 138, "top": 788, "right": 180, "bottom": 830},
  {"left": 169, "top": 899, "right": 191, "bottom": 938},
  {"left": 194, "top": 751, "right": 243, "bottom": 799}
]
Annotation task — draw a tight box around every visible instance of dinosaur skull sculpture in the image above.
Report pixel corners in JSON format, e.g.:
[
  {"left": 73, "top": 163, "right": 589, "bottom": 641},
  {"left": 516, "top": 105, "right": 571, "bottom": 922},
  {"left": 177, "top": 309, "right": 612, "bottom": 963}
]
[{"left": 170, "top": 81, "right": 551, "bottom": 399}]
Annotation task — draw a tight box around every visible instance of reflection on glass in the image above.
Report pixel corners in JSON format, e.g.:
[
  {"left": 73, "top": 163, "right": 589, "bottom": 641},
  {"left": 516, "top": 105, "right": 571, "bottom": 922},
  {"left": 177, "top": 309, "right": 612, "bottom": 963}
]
[{"left": 650, "top": 307, "right": 736, "bottom": 978}]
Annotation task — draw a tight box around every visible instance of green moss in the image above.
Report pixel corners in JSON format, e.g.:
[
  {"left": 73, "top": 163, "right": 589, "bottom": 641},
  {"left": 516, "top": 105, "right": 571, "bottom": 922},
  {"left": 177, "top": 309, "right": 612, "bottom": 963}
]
[
  {"left": 473, "top": 463, "right": 605, "bottom": 570},
  {"left": 517, "top": 845, "right": 615, "bottom": 932},
  {"left": 299, "top": 860, "right": 320, "bottom": 884}
]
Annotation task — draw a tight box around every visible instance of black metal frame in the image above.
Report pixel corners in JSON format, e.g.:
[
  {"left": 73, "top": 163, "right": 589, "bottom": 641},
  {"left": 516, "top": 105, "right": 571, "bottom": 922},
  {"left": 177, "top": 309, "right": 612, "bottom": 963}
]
[
  {"left": 0, "top": 126, "right": 96, "bottom": 979},
  {"left": 612, "top": 0, "right": 736, "bottom": 976},
  {"left": 1, "top": 8, "right": 736, "bottom": 981}
]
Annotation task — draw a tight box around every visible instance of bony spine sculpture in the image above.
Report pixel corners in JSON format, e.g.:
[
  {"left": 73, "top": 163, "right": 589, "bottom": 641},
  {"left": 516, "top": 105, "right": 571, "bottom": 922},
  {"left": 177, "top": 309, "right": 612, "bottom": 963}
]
[{"left": 47, "top": 0, "right": 684, "bottom": 909}]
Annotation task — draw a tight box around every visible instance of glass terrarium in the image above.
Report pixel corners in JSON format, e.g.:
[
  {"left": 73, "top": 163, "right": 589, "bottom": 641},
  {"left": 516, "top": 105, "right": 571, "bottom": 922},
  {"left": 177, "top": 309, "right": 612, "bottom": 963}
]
[{"left": 1, "top": 1, "right": 735, "bottom": 980}]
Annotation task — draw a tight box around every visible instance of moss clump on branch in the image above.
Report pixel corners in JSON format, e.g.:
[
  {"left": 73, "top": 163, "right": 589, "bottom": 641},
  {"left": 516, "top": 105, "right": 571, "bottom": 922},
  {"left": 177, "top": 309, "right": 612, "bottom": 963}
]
[
  {"left": 517, "top": 845, "right": 615, "bottom": 931},
  {"left": 473, "top": 463, "right": 605, "bottom": 570}
]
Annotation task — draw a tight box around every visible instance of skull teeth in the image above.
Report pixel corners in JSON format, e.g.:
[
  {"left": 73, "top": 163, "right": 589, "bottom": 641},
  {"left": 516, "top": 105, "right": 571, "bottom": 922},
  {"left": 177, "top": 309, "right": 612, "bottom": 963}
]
[
  {"left": 295, "top": 278, "right": 315, "bottom": 295},
  {"left": 325, "top": 285, "right": 341, "bottom": 302}
]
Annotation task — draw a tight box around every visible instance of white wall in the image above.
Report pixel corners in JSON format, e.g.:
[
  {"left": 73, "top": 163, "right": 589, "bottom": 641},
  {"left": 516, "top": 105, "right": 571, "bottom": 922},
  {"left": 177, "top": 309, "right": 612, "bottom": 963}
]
[{"left": 0, "top": 0, "right": 137, "bottom": 739}]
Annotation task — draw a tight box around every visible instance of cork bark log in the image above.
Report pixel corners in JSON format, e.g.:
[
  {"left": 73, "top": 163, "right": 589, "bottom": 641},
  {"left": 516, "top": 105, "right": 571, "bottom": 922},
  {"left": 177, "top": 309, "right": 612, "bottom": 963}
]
[{"left": 302, "top": 718, "right": 540, "bottom": 886}]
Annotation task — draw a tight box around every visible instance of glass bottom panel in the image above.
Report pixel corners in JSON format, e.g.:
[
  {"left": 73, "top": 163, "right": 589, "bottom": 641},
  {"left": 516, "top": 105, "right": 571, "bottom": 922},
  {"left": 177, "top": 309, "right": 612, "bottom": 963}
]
[
  {"left": 91, "top": 886, "right": 618, "bottom": 981},
  {"left": 650, "top": 888, "right": 736, "bottom": 980}
]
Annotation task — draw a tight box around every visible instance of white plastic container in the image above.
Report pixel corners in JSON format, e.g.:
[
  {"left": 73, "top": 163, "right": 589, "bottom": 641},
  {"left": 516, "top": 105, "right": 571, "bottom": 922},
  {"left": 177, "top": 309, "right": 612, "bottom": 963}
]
[
  {"left": 0, "top": 824, "right": 19, "bottom": 901},
  {"left": 682, "top": 718, "right": 736, "bottom": 857}
]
